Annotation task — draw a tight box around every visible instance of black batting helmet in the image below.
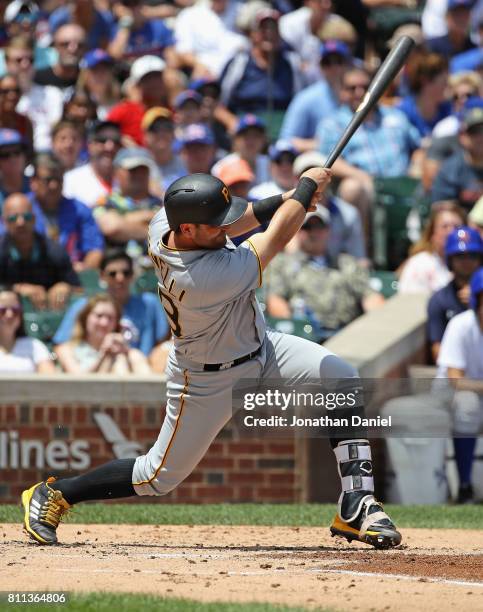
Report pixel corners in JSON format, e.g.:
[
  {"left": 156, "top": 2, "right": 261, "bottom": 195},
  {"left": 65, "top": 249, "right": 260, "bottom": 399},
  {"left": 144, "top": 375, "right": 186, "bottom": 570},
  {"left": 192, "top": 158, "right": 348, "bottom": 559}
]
[{"left": 164, "top": 173, "right": 248, "bottom": 230}]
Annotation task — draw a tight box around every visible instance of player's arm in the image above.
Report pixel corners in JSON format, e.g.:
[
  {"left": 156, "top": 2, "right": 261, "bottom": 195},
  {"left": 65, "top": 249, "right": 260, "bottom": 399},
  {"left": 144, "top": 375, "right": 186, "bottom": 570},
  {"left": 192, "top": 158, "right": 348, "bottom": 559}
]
[
  {"left": 247, "top": 167, "right": 331, "bottom": 270},
  {"left": 225, "top": 190, "right": 295, "bottom": 238}
]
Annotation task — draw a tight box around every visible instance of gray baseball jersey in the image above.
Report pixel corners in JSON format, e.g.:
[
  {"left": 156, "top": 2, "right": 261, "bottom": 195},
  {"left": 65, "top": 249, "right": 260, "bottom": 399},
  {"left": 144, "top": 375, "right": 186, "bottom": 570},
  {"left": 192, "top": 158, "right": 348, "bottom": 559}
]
[{"left": 132, "top": 208, "right": 357, "bottom": 496}]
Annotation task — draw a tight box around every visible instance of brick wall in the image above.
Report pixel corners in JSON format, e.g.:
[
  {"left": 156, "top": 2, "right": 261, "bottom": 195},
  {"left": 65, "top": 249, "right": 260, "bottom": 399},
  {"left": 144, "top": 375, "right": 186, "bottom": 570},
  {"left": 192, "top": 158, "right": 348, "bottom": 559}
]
[{"left": 0, "top": 403, "right": 301, "bottom": 504}]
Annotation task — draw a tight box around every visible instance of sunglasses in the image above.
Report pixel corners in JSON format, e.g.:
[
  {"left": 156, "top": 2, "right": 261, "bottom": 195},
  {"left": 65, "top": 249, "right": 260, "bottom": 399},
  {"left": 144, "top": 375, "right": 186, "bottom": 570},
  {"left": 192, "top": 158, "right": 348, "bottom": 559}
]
[
  {"left": 94, "top": 135, "right": 121, "bottom": 145},
  {"left": 322, "top": 55, "right": 347, "bottom": 67},
  {"left": 0, "top": 87, "right": 21, "bottom": 95},
  {"left": 56, "top": 40, "right": 86, "bottom": 49},
  {"left": 0, "top": 305, "right": 21, "bottom": 316},
  {"left": 344, "top": 83, "right": 369, "bottom": 92},
  {"left": 5, "top": 212, "right": 34, "bottom": 223},
  {"left": 466, "top": 124, "right": 483, "bottom": 136},
  {"left": 35, "top": 175, "right": 63, "bottom": 184},
  {"left": 106, "top": 269, "right": 133, "bottom": 279},
  {"left": 0, "top": 149, "right": 23, "bottom": 159}
]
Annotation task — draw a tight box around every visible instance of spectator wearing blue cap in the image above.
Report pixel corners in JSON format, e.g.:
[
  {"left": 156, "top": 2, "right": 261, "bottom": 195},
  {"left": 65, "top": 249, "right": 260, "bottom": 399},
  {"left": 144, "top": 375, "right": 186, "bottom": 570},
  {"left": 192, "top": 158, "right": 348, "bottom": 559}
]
[
  {"left": 49, "top": 0, "right": 114, "bottom": 52},
  {"left": 174, "top": 90, "right": 203, "bottom": 130},
  {"left": 78, "top": 49, "right": 120, "bottom": 120},
  {"left": 93, "top": 147, "right": 161, "bottom": 259},
  {"left": 428, "top": 226, "right": 483, "bottom": 363},
  {"left": 427, "top": 0, "right": 476, "bottom": 59},
  {"left": 431, "top": 105, "right": 483, "bottom": 209},
  {"left": 178, "top": 123, "right": 217, "bottom": 174},
  {"left": 219, "top": 8, "right": 303, "bottom": 115},
  {"left": 212, "top": 114, "right": 270, "bottom": 187},
  {"left": 29, "top": 152, "right": 104, "bottom": 271},
  {"left": 189, "top": 78, "right": 233, "bottom": 151},
  {"left": 249, "top": 140, "right": 298, "bottom": 201},
  {"left": 0, "top": 128, "right": 30, "bottom": 212},
  {"left": 279, "top": 40, "right": 350, "bottom": 152},
  {"left": 34, "top": 24, "right": 86, "bottom": 94},
  {"left": 108, "top": 0, "right": 177, "bottom": 67}
]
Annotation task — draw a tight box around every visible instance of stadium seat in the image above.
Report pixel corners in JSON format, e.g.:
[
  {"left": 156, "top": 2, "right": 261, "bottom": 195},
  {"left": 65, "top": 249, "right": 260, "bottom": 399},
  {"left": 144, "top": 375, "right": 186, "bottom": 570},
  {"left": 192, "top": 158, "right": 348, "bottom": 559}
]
[
  {"left": 372, "top": 176, "right": 423, "bottom": 271},
  {"left": 369, "top": 270, "right": 399, "bottom": 298},
  {"left": 78, "top": 269, "right": 102, "bottom": 295},
  {"left": 263, "top": 315, "right": 340, "bottom": 343},
  {"left": 24, "top": 310, "right": 65, "bottom": 343},
  {"left": 134, "top": 269, "right": 158, "bottom": 293}
]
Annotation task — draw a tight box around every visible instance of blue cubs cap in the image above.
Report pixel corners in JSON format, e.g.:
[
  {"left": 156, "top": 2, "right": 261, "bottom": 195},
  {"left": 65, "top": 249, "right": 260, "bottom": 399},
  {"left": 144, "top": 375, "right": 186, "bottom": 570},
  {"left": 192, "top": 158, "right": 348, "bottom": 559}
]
[
  {"left": 448, "top": 0, "right": 474, "bottom": 10},
  {"left": 81, "top": 49, "right": 113, "bottom": 70},
  {"left": 174, "top": 90, "right": 203, "bottom": 109},
  {"left": 179, "top": 123, "right": 215, "bottom": 146},
  {"left": 234, "top": 114, "right": 266, "bottom": 135},
  {"left": 0, "top": 128, "right": 24, "bottom": 148},
  {"left": 320, "top": 40, "right": 351, "bottom": 61},
  {"left": 268, "top": 139, "right": 299, "bottom": 162},
  {"left": 445, "top": 226, "right": 483, "bottom": 262}
]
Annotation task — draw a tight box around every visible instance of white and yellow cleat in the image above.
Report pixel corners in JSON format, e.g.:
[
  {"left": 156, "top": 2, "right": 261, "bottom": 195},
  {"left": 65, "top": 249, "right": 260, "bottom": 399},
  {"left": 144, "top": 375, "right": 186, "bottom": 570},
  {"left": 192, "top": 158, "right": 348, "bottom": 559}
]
[
  {"left": 330, "top": 494, "right": 402, "bottom": 550},
  {"left": 21, "top": 477, "right": 70, "bottom": 545}
]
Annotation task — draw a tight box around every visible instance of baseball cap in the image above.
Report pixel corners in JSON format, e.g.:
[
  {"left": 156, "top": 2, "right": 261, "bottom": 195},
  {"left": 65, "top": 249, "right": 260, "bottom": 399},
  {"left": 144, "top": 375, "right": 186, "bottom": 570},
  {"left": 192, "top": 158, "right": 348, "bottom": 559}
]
[
  {"left": 292, "top": 151, "right": 325, "bottom": 177},
  {"left": 217, "top": 158, "right": 255, "bottom": 187},
  {"left": 302, "top": 205, "right": 330, "bottom": 228},
  {"left": 88, "top": 120, "right": 120, "bottom": 140},
  {"left": 0, "top": 128, "right": 25, "bottom": 148},
  {"left": 81, "top": 49, "right": 113, "bottom": 70},
  {"left": 268, "top": 140, "right": 299, "bottom": 162},
  {"left": 447, "top": 0, "right": 474, "bottom": 11},
  {"left": 179, "top": 123, "right": 215, "bottom": 147},
  {"left": 461, "top": 106, "right": 483, "bottom": 130},
  {"left": 130, "top": 55, "right": 166, "bottom": 84},
  {"left": 4, "top": 0, "right": 39, "bottom": 23},
  {"left": 189, "top": 78, "right": 221, "bottom": 97},
  {"left": 113, "top": 147, "right": 153, "bottom": 170},
  {"left": 141, "top": 106, "right": 174, "bottom": 131},
  {"left": 174, "top": 90, "right": 203, "bottom": 109},
  {"left": 234, "top": 114, "right": 266, "bottom": 136},
  {"left": 320, "top": 40, "right": 351, "bottom": 62},
  {"left": 250, "top": 7, "right": 280, "bottom": 30}
]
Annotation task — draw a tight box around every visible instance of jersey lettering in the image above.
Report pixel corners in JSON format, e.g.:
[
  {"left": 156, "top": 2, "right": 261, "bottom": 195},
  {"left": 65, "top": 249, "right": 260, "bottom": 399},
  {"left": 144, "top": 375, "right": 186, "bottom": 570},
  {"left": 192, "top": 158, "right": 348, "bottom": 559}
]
[{"left": 158, "top": 286, "right": 182, "bottom": 337}]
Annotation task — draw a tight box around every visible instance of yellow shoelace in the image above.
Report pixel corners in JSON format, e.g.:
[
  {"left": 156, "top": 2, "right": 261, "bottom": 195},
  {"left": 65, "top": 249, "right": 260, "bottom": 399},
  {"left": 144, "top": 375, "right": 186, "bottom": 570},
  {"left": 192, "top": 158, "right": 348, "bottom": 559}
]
[{"left": 40, "top": 489, "right": 69, "bottom": 528}]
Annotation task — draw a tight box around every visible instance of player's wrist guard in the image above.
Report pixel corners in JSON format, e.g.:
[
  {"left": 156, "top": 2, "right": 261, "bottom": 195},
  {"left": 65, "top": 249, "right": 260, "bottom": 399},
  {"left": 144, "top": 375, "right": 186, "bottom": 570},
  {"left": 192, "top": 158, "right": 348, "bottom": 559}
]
[
  {"left": 292, "top": 177, "right": 317, "bottom": 210},
  {"left": 252, "top": 194, "right": 284, "bottom": 224}
]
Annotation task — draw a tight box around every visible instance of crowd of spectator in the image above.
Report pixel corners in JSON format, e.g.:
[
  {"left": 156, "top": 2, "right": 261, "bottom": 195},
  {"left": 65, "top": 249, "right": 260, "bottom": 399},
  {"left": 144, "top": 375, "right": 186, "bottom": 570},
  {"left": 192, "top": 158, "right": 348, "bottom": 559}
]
[{"left": 0, "top": 1, "right": 481, "bottom": 500}]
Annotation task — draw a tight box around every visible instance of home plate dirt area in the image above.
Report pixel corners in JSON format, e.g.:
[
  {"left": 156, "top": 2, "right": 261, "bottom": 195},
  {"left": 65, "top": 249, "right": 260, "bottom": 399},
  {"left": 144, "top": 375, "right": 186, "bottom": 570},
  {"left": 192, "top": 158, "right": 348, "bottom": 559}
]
[{"left": 1, "top": 525, "right": 482, "bottom": 611}]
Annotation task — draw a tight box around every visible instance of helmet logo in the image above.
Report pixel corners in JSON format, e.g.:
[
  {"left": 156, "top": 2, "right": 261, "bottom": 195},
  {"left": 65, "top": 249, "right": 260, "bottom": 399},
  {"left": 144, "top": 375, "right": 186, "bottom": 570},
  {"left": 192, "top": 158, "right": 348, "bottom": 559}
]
[{"left": 221, "top": 186, "right": 230, "bottom": 203}]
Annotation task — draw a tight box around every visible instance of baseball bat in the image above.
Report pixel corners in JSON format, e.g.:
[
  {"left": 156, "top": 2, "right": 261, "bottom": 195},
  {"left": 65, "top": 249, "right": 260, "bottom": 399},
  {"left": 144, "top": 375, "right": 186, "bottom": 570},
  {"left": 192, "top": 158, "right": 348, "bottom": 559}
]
[{"left": 323, "top": 35, "right": 415, "bottom": 168}]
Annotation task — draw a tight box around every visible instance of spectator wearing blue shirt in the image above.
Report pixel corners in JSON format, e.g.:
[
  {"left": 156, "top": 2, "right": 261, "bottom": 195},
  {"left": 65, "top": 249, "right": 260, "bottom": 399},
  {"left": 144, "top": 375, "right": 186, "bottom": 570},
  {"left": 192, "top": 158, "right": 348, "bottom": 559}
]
[
  {"left": 108, "top": 0, "right": 177, "bottom": 66},
  {"left": 397, "top": 52, "right": 451, "bottom": 139},
  {"left": 279, "top": 40, "right": 350, "bottom": 152},
  {"left": 317, "top": 66, "right": 420, "bottom": 236},
  {"left": 427, "top": 0, "right": 476, "bottom": 59},
  {"left": 29, "top": 152, "right": 104, "bottom": 271},
  {"left": 219, "top": 8, "right": 302, "bottom": 115},
  {"left": 53, "top": 249, "right": 170, "bottom": 359},
  {"left": 431, "top": 106, "right": 483, "bottom": 210},
  {"left": 49, "top": 0, "right": 114, "bottom": 51}
]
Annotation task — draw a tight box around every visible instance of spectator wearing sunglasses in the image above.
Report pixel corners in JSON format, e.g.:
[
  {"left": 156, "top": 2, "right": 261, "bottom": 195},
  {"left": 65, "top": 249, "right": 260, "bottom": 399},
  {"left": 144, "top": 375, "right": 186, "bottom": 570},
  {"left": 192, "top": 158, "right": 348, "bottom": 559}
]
[
  {"left": 0, "top": 285, "right": 56, "bottom": 374},
  {"left": 48, "top": 0, "right": 114, "bottom": 52},
  {"left": 29, "top": 152, "right": 104, "bottom": 271},
  {"left": 0, "top": 193, "right": 80, "bottom": 310},
  {"left": 53, "top": 248, "right": 169, "bottom": 358},
  {"left": 93, "top": 147, "right": 161, "bottom": 259},
  {"left": 0, "top": 128, "right": 30, "bottom": 212},
  {"left": 279, "top": 40, "right": 350, "bottom": 153},
  {"left": 63, "top": 120, "right": 122, "bottom": 208}
]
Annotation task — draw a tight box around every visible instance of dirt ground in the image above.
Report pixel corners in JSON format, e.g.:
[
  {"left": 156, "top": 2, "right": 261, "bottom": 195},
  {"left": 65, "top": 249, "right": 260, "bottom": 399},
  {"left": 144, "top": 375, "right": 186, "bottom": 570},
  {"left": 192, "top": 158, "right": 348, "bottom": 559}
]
[{"left": 1, "top": 524, "right": 482, "bottom": 611}]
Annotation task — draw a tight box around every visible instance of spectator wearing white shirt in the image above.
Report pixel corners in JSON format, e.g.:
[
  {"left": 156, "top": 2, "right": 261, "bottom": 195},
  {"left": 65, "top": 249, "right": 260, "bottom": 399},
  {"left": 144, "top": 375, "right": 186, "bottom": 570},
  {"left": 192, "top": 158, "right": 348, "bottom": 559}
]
[
  {"left": 398, "top": 201, "right": 466, "bottom": 294},
  {"left": 437, "top": 266, "right": 483, "bottom": 502},
  {"left": 63, "top": 120, "right": 122, "bottom": 207}
]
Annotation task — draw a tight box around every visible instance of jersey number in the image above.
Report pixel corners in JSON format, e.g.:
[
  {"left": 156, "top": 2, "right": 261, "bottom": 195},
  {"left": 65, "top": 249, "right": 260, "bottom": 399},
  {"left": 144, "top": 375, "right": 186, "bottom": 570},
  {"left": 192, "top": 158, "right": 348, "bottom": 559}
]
[{"left": 158, "top": 287, "right": 182, "bottom": 337}]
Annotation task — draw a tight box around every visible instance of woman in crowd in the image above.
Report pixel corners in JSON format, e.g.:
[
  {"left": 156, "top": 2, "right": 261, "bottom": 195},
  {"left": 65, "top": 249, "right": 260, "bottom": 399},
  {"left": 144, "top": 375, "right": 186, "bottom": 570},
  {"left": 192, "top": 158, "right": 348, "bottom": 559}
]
[
  {"left": 398, "top": 51, "right": 451, "bottom": 140},
  {"left": 398, "top": 201, "right": 466, "bottom": 294},
  {"left": 51, "top": 119, "right": 85, "bottom": 171},
  {"left": 55, "top": 294, "right": 151, "bottom": 374},
  {"left": 0, "top": 287, "right": 56, "bottom": 374},
  {"left": 78, "top": 50, "right": 121, "bottom": 120}
]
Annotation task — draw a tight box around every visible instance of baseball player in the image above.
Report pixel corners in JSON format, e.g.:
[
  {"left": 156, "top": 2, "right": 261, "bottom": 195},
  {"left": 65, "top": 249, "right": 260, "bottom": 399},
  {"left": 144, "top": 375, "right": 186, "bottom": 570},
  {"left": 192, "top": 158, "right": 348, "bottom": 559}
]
[{"left": 21, "top": 170, "right": 401, "bottom": 549}]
